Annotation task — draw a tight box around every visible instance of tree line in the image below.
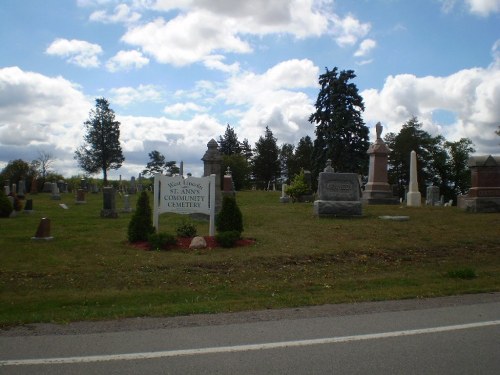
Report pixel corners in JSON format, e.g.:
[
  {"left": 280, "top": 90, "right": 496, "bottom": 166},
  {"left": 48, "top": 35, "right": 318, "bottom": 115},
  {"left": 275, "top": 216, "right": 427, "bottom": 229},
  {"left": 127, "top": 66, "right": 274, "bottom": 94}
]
[{"left": 3, "top": 67, "right": 494, "bottom": 204}]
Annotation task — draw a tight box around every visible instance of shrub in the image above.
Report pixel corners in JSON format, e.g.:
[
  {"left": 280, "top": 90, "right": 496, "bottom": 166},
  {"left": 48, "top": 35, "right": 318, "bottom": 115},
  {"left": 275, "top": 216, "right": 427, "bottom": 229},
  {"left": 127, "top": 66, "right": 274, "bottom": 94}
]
[
  {"left": 215, "top": 230, "right": 241, "bottom": 248},
  {"left": 148, "top": 232, "right": 177, "bottom": 250},
  {"left": 215, "top": 195, "right": 243, "bottom": 234},
  {"left": 447, "top": 267, "right": 477, "bottom": 280},
  {"left": 128, "top": 191, "right": 155, "bottom": 242},
  {"left": 0, "top": 190, "right": 13, "bottom": 218},
  {"left": 176, "top": 219, "right": 197, "bottom": 237},
  {"left": 285, "top": 171, "right": 309, "bottom": 202}
]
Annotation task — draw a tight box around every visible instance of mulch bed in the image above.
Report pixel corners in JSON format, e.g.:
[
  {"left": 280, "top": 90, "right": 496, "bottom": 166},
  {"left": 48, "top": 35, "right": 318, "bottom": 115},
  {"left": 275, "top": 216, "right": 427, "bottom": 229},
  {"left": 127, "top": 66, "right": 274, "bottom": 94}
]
[{"left": 132, "top": 236, "right": 255, "bottom": 251}]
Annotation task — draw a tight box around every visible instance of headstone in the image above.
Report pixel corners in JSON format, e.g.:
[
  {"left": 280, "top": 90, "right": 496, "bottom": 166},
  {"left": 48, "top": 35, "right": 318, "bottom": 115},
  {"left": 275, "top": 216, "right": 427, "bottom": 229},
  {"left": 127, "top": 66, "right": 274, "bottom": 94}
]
[
  {"left": 202, "top": 138, "right": 222, "bottom": 212},
  {"left": 80, "top": 178, "right": 87, "bottom": 191},
  {"left": 129, "top": 176, "right": 137, "bottom": 194},
  {"left": 75, "top": 189, "right": 86, "bottom": 204},
  {"left": 7, "top": 196, "right": 16, "bottom": 217},
  {"left": 406, "top": 150, "right": 421, "bottom": 207},
  {"left": 17, "top": 180, "right": 26, "bottom": 198},
  {"left": 51, "top": 182, "right": 61, "bottom": 200},
  {"left": 459, "top": 155, "right": 500, "bottom": 213},
  {"left": 426, "top": 185, "right": 440, "bottom": 206},
  {"left": 24, "top": 199, "right": 34, "bottom": 213},
  {"left": 11, "top": 183, "right": 16, "bottom": 197},
  {"left": 100, "top": 186, "right": 118, "bottom": 218},
  {"left": 313, "top": 160, "right": 363, "bottom": 217},
  {"left": 122, "top": 194, "right": 132, "bottom": 213},
  {"left": 30, "top": 177, "right": 38, "bottom": 194},
  {"left": 32, "top": 217, "right": 53, "bottom": 240},
  {"left": 4, "top": 185, "right": 9, "bottom": 195},
  {"left": 222, "top": 167, "right": 235, "bottom": 198},
  {"left": 280, "top": 183, "right": 290, "bottom": 203},
  {"left": 90, "top": 183, "right": 99, "bottom": 194},
  {"left": 362, "top": 122, "right": 399, "bottom": 205},
  {"left": 42, "top": 182, "right": 53, "bottom": 193}
]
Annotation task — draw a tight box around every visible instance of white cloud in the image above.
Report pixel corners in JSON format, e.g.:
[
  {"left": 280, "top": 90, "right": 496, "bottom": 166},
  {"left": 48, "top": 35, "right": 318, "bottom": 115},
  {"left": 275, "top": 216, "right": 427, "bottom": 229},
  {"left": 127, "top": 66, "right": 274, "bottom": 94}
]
[
  {"left": 46, "top": 38, "right": 102, "bottom": 68},
  {"left": 109, "top": 84, "right": 163, "bottom": 106},
  {"left": 465, "top": 0, "right": 500, "bottom": 15},
  {"left": 90, "top": 3, "right": 142, "bottom": 23},
  {"left": 202, "top": 55, "right": 240, "bottom": 74},
  {"left": 0, "top": 67, "right": 92, "bottom": 175},
  {"left": 106, "top": 50, "right": 149, "bottom": 72},
  {"left": 330, "top": 13, "right": 371, "bottom": 47},
  {"left": 362, "top": 60, "right": 500, "bottom": 155},
  {"left": 354, "top": 38, "right": 376, "bottom": 57},
  {"left": 164, "top": 102, "right": 208, "bottom": 116},
  {"left": 440, "top": 0, "right": 500, "bottom": 15}
]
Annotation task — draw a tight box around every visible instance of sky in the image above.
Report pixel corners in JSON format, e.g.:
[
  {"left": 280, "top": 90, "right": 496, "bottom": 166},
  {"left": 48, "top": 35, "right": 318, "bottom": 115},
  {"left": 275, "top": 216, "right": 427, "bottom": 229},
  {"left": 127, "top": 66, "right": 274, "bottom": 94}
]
[{"left": 0, "top": 0, "right": 499, "bottom": 180}]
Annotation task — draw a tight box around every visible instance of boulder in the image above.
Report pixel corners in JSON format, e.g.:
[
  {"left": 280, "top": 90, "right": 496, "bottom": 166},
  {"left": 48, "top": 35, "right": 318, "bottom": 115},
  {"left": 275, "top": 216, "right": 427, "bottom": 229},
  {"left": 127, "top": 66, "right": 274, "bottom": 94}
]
[{"left": 189, "top": 236, "right": 207, "bottom": 249}]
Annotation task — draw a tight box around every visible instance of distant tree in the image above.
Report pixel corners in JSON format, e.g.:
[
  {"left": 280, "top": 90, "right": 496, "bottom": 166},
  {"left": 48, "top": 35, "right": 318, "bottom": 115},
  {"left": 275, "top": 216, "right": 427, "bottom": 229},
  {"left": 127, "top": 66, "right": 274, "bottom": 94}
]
[
  {"left": 240, "top": 138, "right": 253, "bottom": 162},
  {"left": 310, "top": 67, "right": 369, "bottom": 177},
  {"left": 218, "top": 124, "right": 241, "bottom": 156},
  {"left": 142, "top": 150, "right": 179, "bottom": 177},
  {"left": 252, "top": 126, "right": 280, "bottom": 189},
  {"left": 74, "top": 98, "right": 124, "bottom": 184},
  {"left": 444, "top": 138, "right": 475, "bottom": 199},
  {"left": 36, "top": 150, "right": 54, "bottom": 180},
  {"left": 222, "top": 154, "right": 251, "bottom": 190},
  {"left": 279, "top": 143, "right": 296, "bottom": 184},
  {"left": 294, "top": 135, "right": 314, "bottom": 173},
  {"left": 0, "top": 159, "right": 36, "bottom": 186}
]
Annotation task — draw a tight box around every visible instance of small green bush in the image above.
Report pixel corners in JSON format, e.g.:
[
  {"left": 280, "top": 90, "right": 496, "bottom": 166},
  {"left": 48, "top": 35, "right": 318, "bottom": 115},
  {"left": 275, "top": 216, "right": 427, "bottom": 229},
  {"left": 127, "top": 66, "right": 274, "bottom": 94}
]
[
  {"left": 447, "top": 267, "right": 477, "bottom": 280},
  {"left": 215, "top": 230, "right": 241, "bottom": 248},
  {"left": 128, "top": 191, "right": 155, "bottom": 242},
  {"left": 0, "top": 190, "right": 13, "bottom": 218},
  {"left": 176, "top": 219, "right": 197, "bottom": 237},
  {"left": 285, "top": 171, "right": 309, "bottom": 202},
  {"left": 215, "top": 195, "right": 243, "bottom": 234},
  {"left": 148, "top": 232, "right": 177, "bottom": 250}
]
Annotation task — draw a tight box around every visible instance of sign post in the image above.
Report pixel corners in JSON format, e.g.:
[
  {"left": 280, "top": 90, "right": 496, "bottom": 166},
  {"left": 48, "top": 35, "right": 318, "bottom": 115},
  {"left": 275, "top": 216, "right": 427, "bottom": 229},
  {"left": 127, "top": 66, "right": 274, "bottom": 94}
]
[{"left": 153, "top": 174, "right": 216, "bottom": 236}]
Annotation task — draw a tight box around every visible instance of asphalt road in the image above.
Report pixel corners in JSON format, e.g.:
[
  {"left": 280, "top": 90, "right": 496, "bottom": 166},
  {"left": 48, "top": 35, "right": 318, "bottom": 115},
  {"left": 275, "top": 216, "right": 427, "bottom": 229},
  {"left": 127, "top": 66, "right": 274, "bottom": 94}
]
[{"left": 1, "top": 293, "right": 499, "bottom": 374}]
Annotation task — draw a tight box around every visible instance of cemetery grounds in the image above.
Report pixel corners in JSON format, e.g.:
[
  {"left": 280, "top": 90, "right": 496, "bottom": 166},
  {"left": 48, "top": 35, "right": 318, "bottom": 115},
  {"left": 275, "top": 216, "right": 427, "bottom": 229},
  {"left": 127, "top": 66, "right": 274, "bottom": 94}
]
[{"left": 0, "top": 190, "right": 499, "bottom": 326}]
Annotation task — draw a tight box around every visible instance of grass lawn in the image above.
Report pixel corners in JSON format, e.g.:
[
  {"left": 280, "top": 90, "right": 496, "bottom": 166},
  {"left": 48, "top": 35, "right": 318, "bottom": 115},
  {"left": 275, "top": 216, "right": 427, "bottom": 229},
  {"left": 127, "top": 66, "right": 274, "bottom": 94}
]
[{"left": 1, "top": 190, "right": 499, "bottom": 326}]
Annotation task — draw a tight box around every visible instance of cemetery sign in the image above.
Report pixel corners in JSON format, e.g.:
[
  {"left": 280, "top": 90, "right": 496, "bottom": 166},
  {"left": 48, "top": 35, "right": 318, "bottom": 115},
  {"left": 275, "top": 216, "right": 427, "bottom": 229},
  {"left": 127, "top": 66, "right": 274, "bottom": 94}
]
[{"left": 153, "top": 174, "right": 216, "bottom": 235}]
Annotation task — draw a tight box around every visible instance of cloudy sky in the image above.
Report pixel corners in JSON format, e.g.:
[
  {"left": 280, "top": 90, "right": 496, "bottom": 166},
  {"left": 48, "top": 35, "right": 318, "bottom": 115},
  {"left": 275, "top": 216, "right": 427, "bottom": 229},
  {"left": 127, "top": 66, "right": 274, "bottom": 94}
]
[{"left": 1, "top": 0, "right": 499, "bottom": 179}]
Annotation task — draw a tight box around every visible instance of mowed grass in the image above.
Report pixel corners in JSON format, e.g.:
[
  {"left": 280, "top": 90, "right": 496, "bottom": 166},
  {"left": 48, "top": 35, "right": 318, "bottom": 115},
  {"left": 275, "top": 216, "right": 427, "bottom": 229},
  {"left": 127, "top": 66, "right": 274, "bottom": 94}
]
[{"left": 0, "top": 190, "right": 499, "bottom": 326}]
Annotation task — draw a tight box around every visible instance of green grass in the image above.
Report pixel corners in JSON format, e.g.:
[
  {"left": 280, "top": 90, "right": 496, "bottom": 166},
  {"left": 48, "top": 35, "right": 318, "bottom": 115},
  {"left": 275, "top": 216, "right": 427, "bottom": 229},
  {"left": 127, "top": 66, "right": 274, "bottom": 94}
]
[{"left": 1, "top": 190, "right": 499, "bottom": 326}]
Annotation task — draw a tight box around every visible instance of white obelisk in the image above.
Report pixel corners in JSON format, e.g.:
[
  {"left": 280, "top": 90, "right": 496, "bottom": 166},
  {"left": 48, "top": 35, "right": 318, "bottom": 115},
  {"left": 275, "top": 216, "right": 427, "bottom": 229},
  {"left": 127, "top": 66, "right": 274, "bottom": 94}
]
[{"left": 406, "top": 150, "right": 421, "bottom": 207}]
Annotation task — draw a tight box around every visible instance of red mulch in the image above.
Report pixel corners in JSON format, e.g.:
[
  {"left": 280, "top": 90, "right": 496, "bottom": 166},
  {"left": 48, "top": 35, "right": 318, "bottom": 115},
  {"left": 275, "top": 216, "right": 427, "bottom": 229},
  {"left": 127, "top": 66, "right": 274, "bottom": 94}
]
[{"left": 131, "top": 236, "right": 255, "bottom": 251}]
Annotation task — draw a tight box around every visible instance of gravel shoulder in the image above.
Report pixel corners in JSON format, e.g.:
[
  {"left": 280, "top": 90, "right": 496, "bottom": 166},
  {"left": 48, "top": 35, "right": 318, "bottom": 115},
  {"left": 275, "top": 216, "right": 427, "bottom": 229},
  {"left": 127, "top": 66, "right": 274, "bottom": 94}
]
[{"left": 2, "top": 292, "right": 499, "bottom": 337}]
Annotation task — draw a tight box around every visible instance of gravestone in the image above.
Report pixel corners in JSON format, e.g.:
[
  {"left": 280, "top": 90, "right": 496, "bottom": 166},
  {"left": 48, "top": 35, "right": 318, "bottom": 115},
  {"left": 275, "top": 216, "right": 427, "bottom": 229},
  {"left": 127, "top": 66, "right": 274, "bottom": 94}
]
[
  {"left": 280, "top": 183, "right": 290, "bottom": 203},
  {"left": 80, "top": 178, "right": 87, "bottom": 191},
  {"left": 75, "top": 189, "right": 86, "bottom": 204},
  {"left": 202, "top": 138, "right": 222, "bottom": 213},
  {"left": 42, "top": 182, "right": 53, "bottom": 193},
  {"left": 24, "top": 199, "right": 34, "bottom": 213},
  {"left": 30, "top": 177, "right": 38, "bottom": 194},
  {"left": 406, "top": 150, "right": 421, "bottom": 207},
  {"left": 313, "top": 160, "right": 362, "bottom": 217},
  {"left": 222, "top": 167, "right": 235, "bottom": 198},
  {"left": 362, "top": 122, "right": 398, "bottom": 205},
  {"left": 100, "top": 187, "right": 118, "bottom": 218},
  {"left": 459, "top": 155, "right": 500, "bottom": 213},
  {"left": 32, "top": 217, "right": 53, "bottom": 240},
  {"left": 51, "top": 182, "right": 61, "bottom": 200},
  {"left": 17, "top": 180, "right": 26, "bottom": 198},
  {"left": 122, "top": 194, "right": 132, "bottom": 213},
  {"left": 4, "top": 185, "right": 10, "bottom": 195},
  {"left": 426, "top": 186, "right": 440, "bottom": 206}
]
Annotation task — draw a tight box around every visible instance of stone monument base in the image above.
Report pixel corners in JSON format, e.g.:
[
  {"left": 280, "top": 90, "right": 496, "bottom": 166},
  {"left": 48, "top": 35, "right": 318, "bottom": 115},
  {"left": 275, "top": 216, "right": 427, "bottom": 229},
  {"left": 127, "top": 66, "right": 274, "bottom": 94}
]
[
  {"left": 362, "top": 190, "right": 399, "bottom": 205},
  {"left": 406, "top": 192, "right": 421, "bottom": 207},
  {"left": 313, "top": 200, "right": 362, "bottom": 217},
  {"left": 459, "top": 197, "right": 500, "bottom": 213},
  {"left": 100, "top": 209, "right": 118, "bottom": 218}
]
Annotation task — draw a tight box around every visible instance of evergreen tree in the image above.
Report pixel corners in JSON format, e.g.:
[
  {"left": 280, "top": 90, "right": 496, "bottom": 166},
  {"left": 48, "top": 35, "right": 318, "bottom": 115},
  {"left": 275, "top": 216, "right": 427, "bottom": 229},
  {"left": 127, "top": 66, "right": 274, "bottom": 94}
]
[
  {"left": 142, "top": 150, "right": 179, "bottom": 177},
  {"left": 310, "top": 67, "right": 369, "bottom": 176},
  {"left": 279, "top": 143, "right": 296, "bottom": 183},
  {"left": 128, "top": 191, "right": 154, "bottom": 242},
  {"left": 240, "top": 138, "right": 253, "bottom": 162},
  {"left": 218, "top": 124, "right": 241, "bottom": 156},
  {"left": 294, "top": 135, "right": 314, "bottom": 173},
  {"left": 74, "top": 98, "right": 124, "bottom": 184},
  {"left": 252, "top": 126, "right": 280, "bottom": 189}
]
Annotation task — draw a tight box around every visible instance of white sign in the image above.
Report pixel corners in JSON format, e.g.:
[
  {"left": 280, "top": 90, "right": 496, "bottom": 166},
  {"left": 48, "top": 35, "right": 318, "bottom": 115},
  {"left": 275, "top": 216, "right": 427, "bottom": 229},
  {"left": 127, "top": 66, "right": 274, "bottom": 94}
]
[{"left": 153, "top": 174, "right": 216, "bottom": 236}]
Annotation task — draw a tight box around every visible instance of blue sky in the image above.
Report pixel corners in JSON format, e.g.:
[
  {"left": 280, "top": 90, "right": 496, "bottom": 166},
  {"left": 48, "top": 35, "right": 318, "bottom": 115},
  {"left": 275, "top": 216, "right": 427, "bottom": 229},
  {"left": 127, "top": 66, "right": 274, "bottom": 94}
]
[{"left": 0, "top": 0, "right": 499, "bottom": 179}]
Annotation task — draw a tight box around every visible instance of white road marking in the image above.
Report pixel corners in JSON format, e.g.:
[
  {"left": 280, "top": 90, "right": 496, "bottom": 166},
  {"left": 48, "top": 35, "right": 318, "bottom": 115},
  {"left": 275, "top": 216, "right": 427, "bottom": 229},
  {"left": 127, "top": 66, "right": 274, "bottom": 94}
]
[{"left": 1, "top": 320, "right": 499, "bottom": 366}]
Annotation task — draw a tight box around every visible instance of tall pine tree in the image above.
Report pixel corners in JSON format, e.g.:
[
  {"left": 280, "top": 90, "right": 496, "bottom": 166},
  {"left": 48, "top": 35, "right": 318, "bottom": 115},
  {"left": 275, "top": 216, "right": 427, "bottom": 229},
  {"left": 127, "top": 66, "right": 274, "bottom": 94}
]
[
  {"left": 252, "top": 126, "right": 280, "bottom": 189},
  {"left": 309, "top": 68, "right": 369, "bottom": 177}
]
